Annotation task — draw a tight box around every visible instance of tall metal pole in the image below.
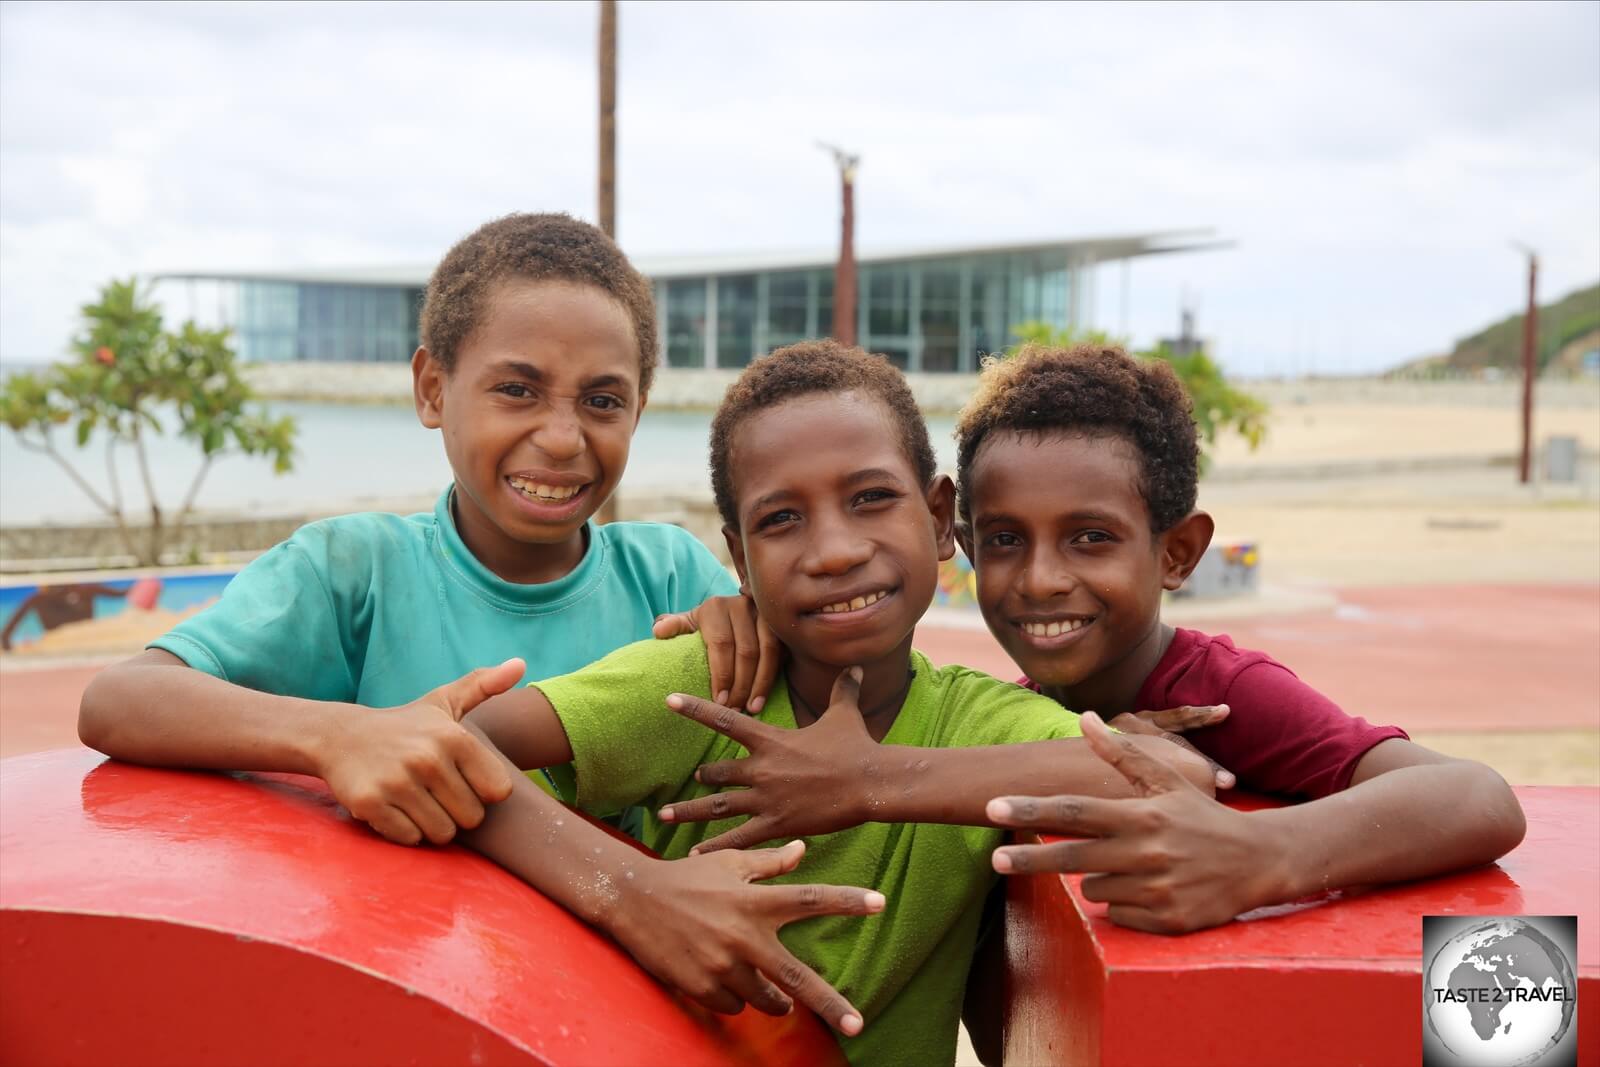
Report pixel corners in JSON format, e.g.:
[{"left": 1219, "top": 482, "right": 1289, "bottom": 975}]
[
  {"left": 819, "top": 143, "right": 859, "bottom": 346},
  {"left": 1517, "top": 248, "right": 1539, "bottom": 484},
  {"left": 598, "top": 0, "right": 617, "bottom": 238}
]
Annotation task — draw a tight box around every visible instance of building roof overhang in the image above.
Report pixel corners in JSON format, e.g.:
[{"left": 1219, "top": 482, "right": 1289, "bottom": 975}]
[{"left": 152, "top": 229, "right": 1230, "bottom": 288}]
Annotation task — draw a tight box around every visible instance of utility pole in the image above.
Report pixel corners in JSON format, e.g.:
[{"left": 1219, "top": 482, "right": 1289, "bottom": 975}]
[
  {"left": 598, "top": 0, "right": 617, "bottom": 238},
  {"left": 1512, "top": 244, "right": 1539, "bottom": 484},
  {"left": 818, "top": 143, "right": 859, "bottom": 346}
]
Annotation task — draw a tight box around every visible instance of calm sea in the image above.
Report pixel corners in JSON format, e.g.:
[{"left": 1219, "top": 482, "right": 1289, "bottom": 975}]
[{"left": 0, "top": 399, "right": 960, "bottom": 525}]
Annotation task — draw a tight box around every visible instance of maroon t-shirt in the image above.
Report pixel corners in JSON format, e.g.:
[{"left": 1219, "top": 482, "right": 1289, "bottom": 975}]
[{"left": 1025, "top": 627, "right": 1407, "bottom": 800}]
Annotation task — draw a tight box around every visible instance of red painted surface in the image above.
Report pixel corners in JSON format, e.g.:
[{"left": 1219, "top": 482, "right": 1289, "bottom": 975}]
[
  {"left": 1005, "top": 786, "right": 1600, "bottom": 1067},
  {"left": 917, "top": 583, "right": 1600, "bottom": 732},
  {"left": 0, "top": 749, "right": 845, "bottom": 1067},
  {"left": 2, "top": 584, "right": 1595, "bottom": 762}
]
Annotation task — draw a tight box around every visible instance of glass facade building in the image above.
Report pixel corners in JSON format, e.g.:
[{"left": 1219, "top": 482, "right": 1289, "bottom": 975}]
[
  {"left": 656, "top": 249, "right": 1069, "bottom": 373},
  {"left": 159, "top": 232, "right": 1218, "bottom": 372}
]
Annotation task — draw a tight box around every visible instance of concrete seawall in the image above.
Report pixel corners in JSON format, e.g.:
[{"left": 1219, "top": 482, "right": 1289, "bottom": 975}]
[{"left": 244, "top": 361, "right": 1600, "bottom": 413}]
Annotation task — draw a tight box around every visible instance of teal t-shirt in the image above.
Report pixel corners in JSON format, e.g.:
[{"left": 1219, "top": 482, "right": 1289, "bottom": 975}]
[
  {"left": 150, "top": 486, "right": 738, "bottom": 706},
  {"left": 536, "top": 634, "right": 1084, "bottom": 1067}
]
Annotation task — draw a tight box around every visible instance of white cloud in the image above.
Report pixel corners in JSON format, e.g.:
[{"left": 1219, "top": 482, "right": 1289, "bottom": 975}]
[{"left": 1, "top": 0, "right": 1596, "bottom": 376}]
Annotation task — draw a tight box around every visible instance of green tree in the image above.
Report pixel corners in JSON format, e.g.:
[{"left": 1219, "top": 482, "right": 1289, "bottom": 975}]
[
  {"left": 1007, "top": 321, "right": 1267, "bottom": 464},
  {"left": 0, "top": 278, "right": 297, "bottom": 566}
]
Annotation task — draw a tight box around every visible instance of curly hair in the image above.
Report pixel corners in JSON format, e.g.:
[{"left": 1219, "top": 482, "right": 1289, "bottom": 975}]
[
  {"left": 954, "top": 343, "right": 1199, "bottom": 532},
  {"left": 419, "top": 212, "right": 659, "bottom": 394},
  {"left": 709, "top": 340, "right": 937, "bottom": 529}
]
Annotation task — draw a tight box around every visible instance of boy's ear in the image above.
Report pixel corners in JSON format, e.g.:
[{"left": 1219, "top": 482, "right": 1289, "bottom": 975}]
[
  {"left": 413, "top": 347, "right": 445, "bottom": 429},
  {"left": 1158, "top": 510, "right": 1215, "bottom": 591},
  {"left": 720, "top": 524, "right": 751, "bottom": 592},
  {"left": 925, "top": 475, "right": 958, "bottom": 563}
]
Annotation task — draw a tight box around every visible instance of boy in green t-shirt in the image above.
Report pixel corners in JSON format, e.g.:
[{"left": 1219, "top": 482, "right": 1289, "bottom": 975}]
[{"left": 453, "top": 340, "right": 1215, "bottom": 1065}]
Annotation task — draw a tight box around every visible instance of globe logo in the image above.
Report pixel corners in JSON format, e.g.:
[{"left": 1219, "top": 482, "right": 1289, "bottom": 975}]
[{"left": 1425, "top": 917, "right": 1577, "bottom": 1067}]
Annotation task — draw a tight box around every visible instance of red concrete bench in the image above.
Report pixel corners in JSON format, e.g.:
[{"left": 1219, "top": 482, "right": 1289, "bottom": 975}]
[
  {"left": 1004, "top": 787, "right": 1599, "bottom": 1067},
  {"left": 0, "top": 749, "right": 845, "bottom": 1067}
]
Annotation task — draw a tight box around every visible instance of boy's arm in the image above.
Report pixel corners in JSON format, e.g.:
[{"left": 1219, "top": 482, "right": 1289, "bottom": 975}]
[
  {"left": 456, "top": 688, "right": 879, "bottom": 1035},
  {"left": 80, "top": 649, "right": 519, "bottom": 846},
  {"left": 658, "top": 669, "right": 1218, "bottom": 852},
  {"left": 986, "top": 715, "right": 1526, "bottom": 934}
]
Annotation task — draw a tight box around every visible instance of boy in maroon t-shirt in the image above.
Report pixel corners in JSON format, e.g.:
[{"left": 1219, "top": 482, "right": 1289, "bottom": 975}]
[{"left": 951, "top": 342, "right": 1526, "bottom": 936}]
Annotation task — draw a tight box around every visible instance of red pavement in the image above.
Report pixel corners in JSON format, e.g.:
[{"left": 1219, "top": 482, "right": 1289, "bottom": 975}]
[
  {"left": 915, "top": 583, "right": 1600, "bottom": 734},
  {"left": 2, "top": 584, "right": 1596, "bottom": 760}
]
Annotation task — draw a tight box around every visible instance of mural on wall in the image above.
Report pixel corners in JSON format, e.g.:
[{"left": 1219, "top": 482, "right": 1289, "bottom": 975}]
[
  {"left": 933, "top": 553, "right": 979, "bottom": 611},
  {"left": 0, "top": 571, "right": 237, "bottom": 655},
  {"left": 1172, "top": 541, "right": 1260, "bottom": 599}
]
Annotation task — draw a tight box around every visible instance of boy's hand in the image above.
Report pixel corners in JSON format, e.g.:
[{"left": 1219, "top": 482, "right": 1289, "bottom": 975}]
[
  {"left": 317, "top": 659, "right": 523, "bottom": 847},
  {"left": 653, "top": 593, "right": 784, "bottom": 713},
  {"left": 1105, "top": 704, "right": 1236, "bottom": 789},
  {"left": 609, "top": 840, "right": 881, "bottom": 1035},
  {"left": 659, "top": 667, "right": 875, "bottom": 852},
  {"left": 986, "top": 712, "right": 1288, "bottom": 935}
]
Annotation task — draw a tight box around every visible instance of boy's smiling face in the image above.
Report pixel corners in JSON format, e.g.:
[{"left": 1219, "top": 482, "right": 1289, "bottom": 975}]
[
  {"left": 723, "top": 391, "right": 954, "bottom": 674},
  {"left": 962, "top": 430, "right": 1209, "bottom": 707},
  {"left": 414, "top": 279, "right": 643, "bottom": 584}
]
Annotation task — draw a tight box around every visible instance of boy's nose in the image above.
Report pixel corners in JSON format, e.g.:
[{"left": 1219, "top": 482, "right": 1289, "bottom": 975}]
[
  {"left": 802, "top": 519, "right": 873, "bottom": 576},
  {"left": 529, "top": 406, "right": 585, "bottom": 461},
  {"left": 1018, "top": 550, "right": 1077, "bottom": 601}
]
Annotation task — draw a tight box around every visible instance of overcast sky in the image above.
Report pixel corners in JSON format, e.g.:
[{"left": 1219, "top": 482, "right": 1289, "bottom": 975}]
[{"left": 2, "top": 0, "right": 1596, "bottom": 376}]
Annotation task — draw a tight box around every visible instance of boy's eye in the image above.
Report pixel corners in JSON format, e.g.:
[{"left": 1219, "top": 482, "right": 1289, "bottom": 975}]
[
  {"left": 757, "top": 509, "right": 799, "bottom": 530},
  {"left": 984, "top": 531, "right": 1023, "bottom": 550},
  {"left": 853, "top": 488, "right": 899, "bottom": 507},
  {"left": 494, "top": 382, "right": 534, "bottom": 399},
  {"left": 1071, "top": 530, "right": 1113, "bottom": 545},
  {"left": 585, "top": 393, "right": 626, "bottom": 412}
]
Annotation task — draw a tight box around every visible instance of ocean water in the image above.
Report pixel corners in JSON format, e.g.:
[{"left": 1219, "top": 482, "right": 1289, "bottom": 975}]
[{"left": 0, "top": 401, "right": 960, "bottom": 525}]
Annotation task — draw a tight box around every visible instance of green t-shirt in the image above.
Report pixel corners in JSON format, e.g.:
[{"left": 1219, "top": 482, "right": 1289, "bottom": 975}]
[
  {"left": 150, "top": 486, "right": 737, "bottom": 706},
  {"left": 536, "top": 634, "right": 1083, "bottom": 1067}
]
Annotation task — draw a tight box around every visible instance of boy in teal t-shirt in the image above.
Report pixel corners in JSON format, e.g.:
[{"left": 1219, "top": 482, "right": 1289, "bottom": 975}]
[
  {"left": 79, "top": 212, "right": 769, "bottom": 848},
  {"left": 150, "top": 488, "right": 734, "bottom": 707},
  {"left": 453, "top": 341, "right": 1214, "bottom": 1064}
]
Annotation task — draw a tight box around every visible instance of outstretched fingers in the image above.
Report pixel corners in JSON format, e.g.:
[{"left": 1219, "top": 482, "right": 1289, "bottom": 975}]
[
  {"left": 666, "top": 692, "right": 770, "bottom": 748},
  {"left": 826, "top": 665, "right": 864, "bottom": 716},
  {"left": 757, "top": 943, "right": 865, "bottom": 1036},
  {"left": 659, "top": 788, "right": 759, "bottom": 825},
  {"left": 765, "top": 881, "right": 888, "bottom": 922},
  {"left": 991, "top": 836, "right": 1160, "bottom": 877},
  {"left": 1081, "top": 711, "right": 1190, "bottom": 797},
  {"left": 688, "top": 818, "right": 781, "bottom": 855},
  {"left": 984, "top": 792, "right": 1126, "bottom": 837},
  {"left": 438, "top": 658, "right": 526, "bottom": 721},
  {"left": 1135, "top": 703, "right": 1229, "bottom": 733}
]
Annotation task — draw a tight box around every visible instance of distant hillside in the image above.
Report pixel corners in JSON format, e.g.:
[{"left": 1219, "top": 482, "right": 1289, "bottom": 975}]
[{"left": 1409, "top": 282, "right": 1600, "bottom": 376}]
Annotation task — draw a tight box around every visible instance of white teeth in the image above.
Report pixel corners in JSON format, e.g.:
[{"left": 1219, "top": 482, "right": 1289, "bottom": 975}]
[
  {"left": 508, "top": 477, "right": 582, "bottom": 502},
  {"left": 819, "top": 590, "right": 888, "bottom": 614},
  {"left": 1021, "top": 619, "right": 1089, "bottom": 637}
]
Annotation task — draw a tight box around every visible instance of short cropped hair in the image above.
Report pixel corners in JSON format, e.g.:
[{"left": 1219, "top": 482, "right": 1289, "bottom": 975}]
[
  {"left": 955, "top": 343, "right": 1199, "bottom": 532},
  {"left": 419, "top": 212, "right": 659, "bottom": 394},
  {"left": 709, "top": 340, "right": 937, "bottom": 529}
]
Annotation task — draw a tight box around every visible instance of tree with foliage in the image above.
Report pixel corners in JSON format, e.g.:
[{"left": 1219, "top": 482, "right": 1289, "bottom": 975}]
[
  {"left": 1008, "top": 321, "right": 1267, "bottom": 463},
  {"left": 0, "top": 278, "right": 297, "bottom": 566}
]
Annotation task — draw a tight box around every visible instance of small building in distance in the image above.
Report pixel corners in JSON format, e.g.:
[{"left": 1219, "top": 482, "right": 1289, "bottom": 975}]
[{"left": 155, "top": 230, "right": 1224, "bottom": 374}]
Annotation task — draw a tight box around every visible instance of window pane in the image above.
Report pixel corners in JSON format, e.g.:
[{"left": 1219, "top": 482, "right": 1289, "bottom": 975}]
[
  {"left": 716, "top": 275, "right": 757, "bottom": 368},
  {"left": 920, "top": 266, "right": 961, "bottom": 373},
  {"left": 665, "top": 279, "right": 707, "bottom": 368},
  {"left": 766, "top": 272, "right": 809, "bottom": 336},
  {"left": 867, "top": 269, "right": 909, "bottom": 336}
]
